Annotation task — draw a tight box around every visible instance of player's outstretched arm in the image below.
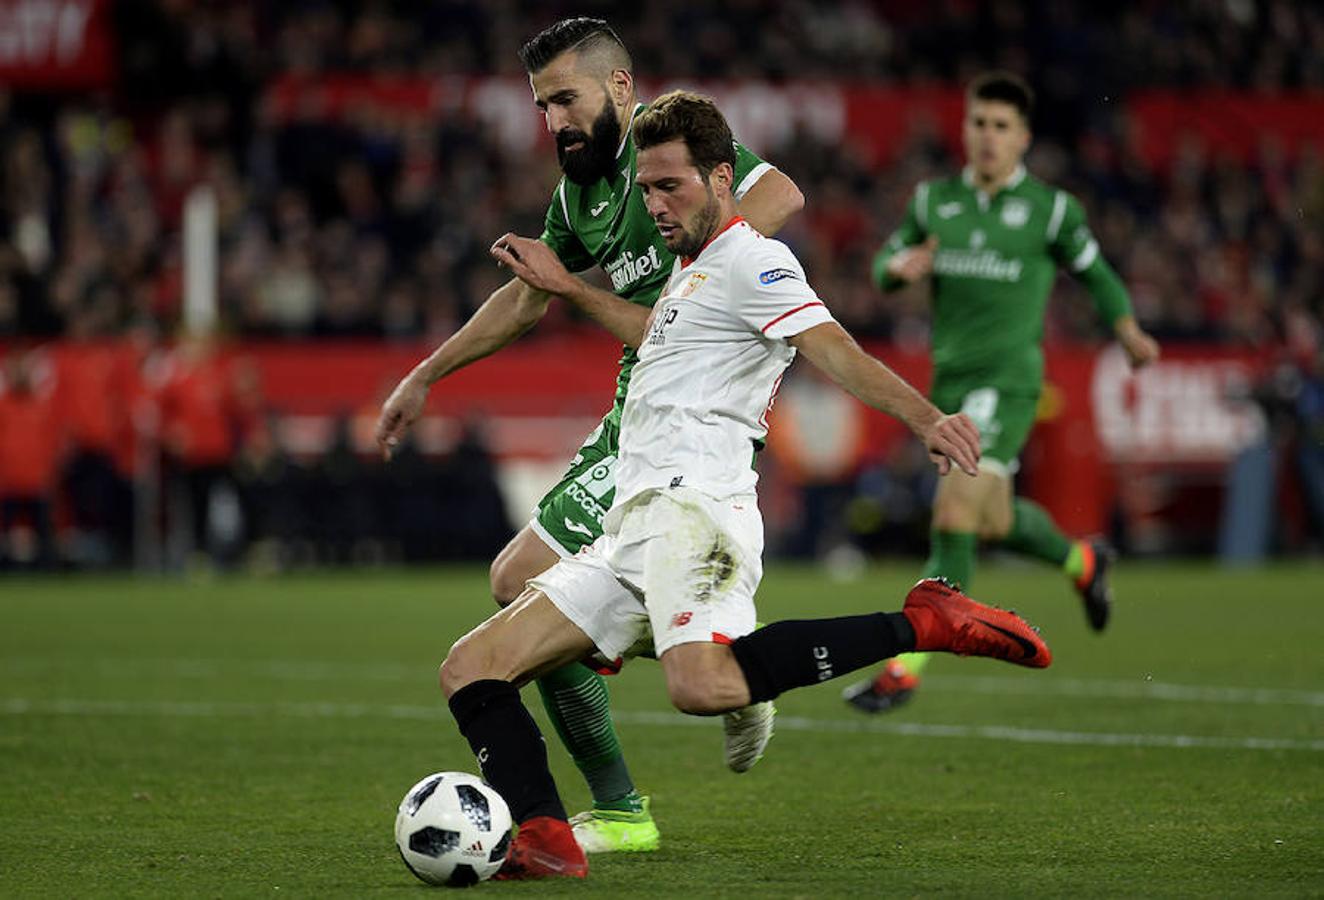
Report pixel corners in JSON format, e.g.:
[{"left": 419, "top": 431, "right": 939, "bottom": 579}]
[
  {"left": 737, "top": 169, "right": 804, "bottom": 237},
  {"left": 789, "top": 321, "right": 981, "bottom": 476},
  {"left": 1053, "top": 192, "right": 1159, "bottom": 370},
  {"left": 491, "top": 233, "right": 650, "bottom": 349},
  {"left": 375, "top": 277, "right": 551, "bottom": 459},
  {"left": 1113, "top": 315, "right": 1161, "bottom": 369}
]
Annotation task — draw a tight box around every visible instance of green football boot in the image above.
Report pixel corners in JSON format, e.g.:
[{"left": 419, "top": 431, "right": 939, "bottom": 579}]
[{"left": 568, "top": 796, "right": 661, "bottom": 853}]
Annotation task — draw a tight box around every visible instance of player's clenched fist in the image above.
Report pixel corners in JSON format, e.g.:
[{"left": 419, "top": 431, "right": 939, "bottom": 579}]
[
  {"left": 1115, "top": 316, "right": 1161, "bottom": 370},
  {"left": 885, "top": 235, "right": 939, "bottom": 284}
]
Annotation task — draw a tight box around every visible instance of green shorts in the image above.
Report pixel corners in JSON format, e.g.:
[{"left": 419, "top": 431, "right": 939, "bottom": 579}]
[
  {"left": 930, "top": 375, "right": 1039, "bottom": 473},
  {"left": 531, "top": 410, "right": 621, "bottom": 555}
]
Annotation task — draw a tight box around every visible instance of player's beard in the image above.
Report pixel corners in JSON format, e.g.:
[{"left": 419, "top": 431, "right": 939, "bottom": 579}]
[
  {"left": 556, "top": 97, "right": 621, "bottom": 186},
  {"left": 667, "top": 183, "right": 722, "bottom": 260}
]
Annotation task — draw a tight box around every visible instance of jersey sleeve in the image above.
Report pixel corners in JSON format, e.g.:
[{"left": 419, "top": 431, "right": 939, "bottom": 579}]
[
  {"left": 538, "top": 180, "right": 596, "bottom": 273},
  {"left": 1048, "top": 191, "right": 1133, "bottom": 325},
  {"left": 1046, "top": 191, "right": 1099, "bottom": 272},
  {"left": 732, "top": 239, "right": 836, "bottom": 340},
  {"left": 871, "top": 183, "right": 929, "bottom": 292},
  {"left": 732, "top": 140, "right": 773, "bottom": 202}
]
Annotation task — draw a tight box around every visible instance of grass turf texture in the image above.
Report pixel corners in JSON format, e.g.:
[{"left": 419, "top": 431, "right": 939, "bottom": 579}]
[{"left": 1, "top": 563, "right": 1321, "bottom": 897}]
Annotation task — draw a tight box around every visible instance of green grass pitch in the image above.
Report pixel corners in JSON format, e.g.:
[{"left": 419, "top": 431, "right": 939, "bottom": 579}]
[{"left": 2, "top": 563, "right": 1321, "bottom": 897}]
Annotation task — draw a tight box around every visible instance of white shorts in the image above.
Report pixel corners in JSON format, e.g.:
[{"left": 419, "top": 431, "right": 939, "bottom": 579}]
[{"left": 529, "top": 486, "right": 764, "bottom": 665}]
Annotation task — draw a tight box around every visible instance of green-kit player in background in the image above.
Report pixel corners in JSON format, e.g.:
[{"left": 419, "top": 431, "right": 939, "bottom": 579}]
[
  {"left": 844, "top": 71, "right": 1160, "bottom": 713},
  {"left": 375, "top": 19, "right": 804, "bottom": 849}
]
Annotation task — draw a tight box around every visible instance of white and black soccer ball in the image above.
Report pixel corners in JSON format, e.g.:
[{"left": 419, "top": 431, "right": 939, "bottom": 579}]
[{"left": 394, "top": 772, "right": 512, "bottom": 887}]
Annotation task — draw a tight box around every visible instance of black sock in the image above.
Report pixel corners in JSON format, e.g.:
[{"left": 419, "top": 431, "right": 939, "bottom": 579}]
[
  {"left": 448, "top": 679, "right": 566, "bottom": 824},
  {"left": 730, "top": 613, "right": 915, "bottom": 703}
]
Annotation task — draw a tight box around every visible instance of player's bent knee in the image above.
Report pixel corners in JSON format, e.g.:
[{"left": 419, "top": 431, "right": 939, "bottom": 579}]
[
  {"left": 437, "top": 653, "right": 469, "bottom": 698},
  {"left": 974, "top": 494, "right": 1014, "bottom": 540},
  {"left": 490, "top": 531, "right": 562, "bottom": 608},
  {"left": 438, "top": 634, "right": 493, "bottom": 698},
  {"left": 663, "top": 663, "right": 742, "bottom": 715},
  {"left": 933, "top": 499, "right": 979, "bottom": 533},
  {"left": 666, "top": 679, "right": 726, "bottom": 716},
  {"left": 978, "top": 512, "right": 1013, "bottom": 541},
  {"left": 488, "top": 554, "right": 525, "bottom": 608},
  {"left": 661, "top": 644, "right": 751, "bottom": 713}
]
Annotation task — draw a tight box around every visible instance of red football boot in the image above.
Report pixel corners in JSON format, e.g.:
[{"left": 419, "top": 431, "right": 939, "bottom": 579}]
[
  {"left": 842, "top": 659, "right": 921, "bottom": 714},
  {"left": 492, "top": 816, "right": 588, "bottom": 881},
  {"left": 902, "top": 578, "right": 1052, "bottom": 668}
]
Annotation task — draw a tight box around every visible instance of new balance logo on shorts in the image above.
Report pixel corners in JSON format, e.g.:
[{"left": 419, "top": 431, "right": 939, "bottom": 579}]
[{"left": 671, "top": 611, "right": 693, "bottom": 629}]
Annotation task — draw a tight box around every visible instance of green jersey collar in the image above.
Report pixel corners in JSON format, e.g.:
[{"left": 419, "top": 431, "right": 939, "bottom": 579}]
[
  {"left": 962, "top": 163, "right": 1027, "bottom": 192},
  {"left": 616, "top": 102, "right": 645, "bottom": 162}
]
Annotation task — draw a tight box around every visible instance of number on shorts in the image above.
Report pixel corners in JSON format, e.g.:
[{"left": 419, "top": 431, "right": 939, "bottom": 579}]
[{"left": 960, "top": 387, "right": 1000, "bottom": 435}]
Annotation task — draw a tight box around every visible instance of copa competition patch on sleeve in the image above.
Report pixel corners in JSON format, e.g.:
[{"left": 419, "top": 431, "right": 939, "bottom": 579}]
[{"left": 758, "top": 267, "right": 799, "bottom": 285}]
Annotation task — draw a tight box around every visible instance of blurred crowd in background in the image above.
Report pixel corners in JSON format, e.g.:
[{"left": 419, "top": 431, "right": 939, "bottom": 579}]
[
  {"left": 2, "top": 0, "right": 1321, "bottom": 344},
  {"left": 2, "top": 0, "right": 1323, "bottom": 569}
]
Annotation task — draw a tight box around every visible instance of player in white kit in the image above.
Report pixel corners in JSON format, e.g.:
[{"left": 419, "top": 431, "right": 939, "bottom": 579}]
[{"left": 439, "top": 91, "right": 1053, "bottom": 881}]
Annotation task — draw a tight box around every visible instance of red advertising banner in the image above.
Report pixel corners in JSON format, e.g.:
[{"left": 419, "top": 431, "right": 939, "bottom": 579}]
[
  {"left": 261, "top": 75, "right": 968, "bottom": 161},
  {"left": 262, "top": 75, "right": 1324, "bottom": 170},
  {"left": 1026, "top": 345, "right": 1267, "bottom": 535},
  {"left": 1128, "top": 91, "right": 1324, "bottom": 168},
  {"left": 5, "top": 336, "right": 1270, "bottom": 534},
  {"left": 0, "top": 0, "right": 113, "bottom": 90}
]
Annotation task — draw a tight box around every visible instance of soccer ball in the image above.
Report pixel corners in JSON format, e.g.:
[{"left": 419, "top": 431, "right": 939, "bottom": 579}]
[{"left": 394, "top": 772, "right": 512, "bottom": 886}]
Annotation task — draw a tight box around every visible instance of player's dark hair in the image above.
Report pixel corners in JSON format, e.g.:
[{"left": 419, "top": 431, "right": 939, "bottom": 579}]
[
  {"left": 518, "top": 17, "right": 631, "bottom": 74},
  {"left": 632, "top": 90, "right": 737, "bottom": 179},
  {"left": 968, "top": 71, "right": 1034, "bottom": 124}
]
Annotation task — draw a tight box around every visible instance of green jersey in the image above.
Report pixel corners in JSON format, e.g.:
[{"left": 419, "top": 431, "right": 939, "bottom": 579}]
[
  {"left": 540, "top": 102, "right": 772, "bottom": 404},
  {"left": 872, "top": 165, "right": 1132, "bottom": 391}
]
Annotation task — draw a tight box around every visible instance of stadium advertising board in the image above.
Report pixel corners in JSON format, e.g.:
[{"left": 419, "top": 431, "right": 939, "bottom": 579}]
[{"left": 0, "top": 0, "right": 113, "bottom": 90}]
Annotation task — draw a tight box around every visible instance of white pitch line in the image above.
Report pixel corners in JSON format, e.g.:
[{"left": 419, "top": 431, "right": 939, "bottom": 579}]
[
  {"left": 0, "top": 657, "right": 423, "bottom": 683},
  {"left": 3, "top": 698, "right": 1321, "bottom": 753},
  {"left": 3, "top": 657, "right": 1322, "bottom": 708},
  {"left": 612, "top": 712, "right": 1324, "bottom": 753},
  {"left": 921, "top": 674, "right": 1324, "bottom": 708}
]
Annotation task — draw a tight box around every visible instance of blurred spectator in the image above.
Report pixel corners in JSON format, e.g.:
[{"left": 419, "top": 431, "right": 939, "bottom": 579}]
[
  {"left": 0, "top": 351, "right": 62, "bottom": 568},
  {"left": 431, "top": 420, "right": 514, "bottom": 561},
  {"left": 1295, "top": 350, "right": 1324, "bottom": 544},
  {"left": 233, "top": 414, "right": 300, "bottom": 569},
  {"left": 56, "top": 335, "right": 140, "bottom": 565},
  {"left": 1219, "top": 317, "right": 1324, "bottom": 563},
  {"left": 308, "top": 415, "right": 381, "bottom": 563},
  {"left": 766, "top": 367, "right": 868, "bottom": 559},
  {"left": 153, "top": 333, "right": 253, "bottom": 569}
]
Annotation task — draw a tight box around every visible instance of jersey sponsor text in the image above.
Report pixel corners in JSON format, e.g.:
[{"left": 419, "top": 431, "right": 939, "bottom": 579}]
[
  {"left": 933, "top": 248, "right": 1024, "bottom": 282},
  {"left": 606, "top": 245, "right": 664, "bottom": 293}
]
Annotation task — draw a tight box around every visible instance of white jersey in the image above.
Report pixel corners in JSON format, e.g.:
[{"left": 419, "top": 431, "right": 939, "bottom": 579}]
[{"left": 613, "top": 217, "right": 837, "bottom": 505}]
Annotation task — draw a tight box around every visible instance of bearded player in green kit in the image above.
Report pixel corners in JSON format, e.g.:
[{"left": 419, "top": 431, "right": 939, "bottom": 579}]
[
  {"left": 844, "top": 72, "right": 1160, "bottom": 713},
  {"left": 376, "top": 18, "right": 804, "bottom": 850}
]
